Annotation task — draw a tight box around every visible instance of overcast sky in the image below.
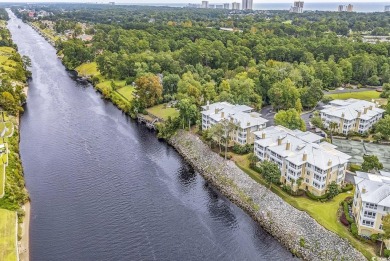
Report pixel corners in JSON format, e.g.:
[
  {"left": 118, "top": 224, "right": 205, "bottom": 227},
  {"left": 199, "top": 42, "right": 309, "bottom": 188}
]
[{"left": 6, "top": 0, "right": 390, "bottom": 3}]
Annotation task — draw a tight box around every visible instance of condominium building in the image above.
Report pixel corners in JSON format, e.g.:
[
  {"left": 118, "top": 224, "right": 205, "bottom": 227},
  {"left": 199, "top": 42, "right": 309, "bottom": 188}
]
[
  {"left": 290, "top": 1, "right": 304, "bottom": 13},
  {"left": 385, "top": 6, "right": 390, "bottom": 12},
  {"left": 320, "top": 99, "right": 384, "bottom": 135},
  {"left": 242, "top": 0, "right": 253, "bottom": 10},
  {"left": 223, "top": 3, "right": 230, "bottom": 9},
  {"left": 254, "top": 126, "right": 351, "bottom": 196},
  {"left": 201, "top": 102, "right": 268, "bottom": 145},
  {"left": 232, "top": 2, "right": 240, "bottom": 10},
  {"left": 346, "top": 4, "right": 354, "bottom": 12},
  {"left": 201, "top": 1, "right": 209, "bottom": 8},
  {"left": 353, "top": 171, "right": 390, "bottom": 238}
]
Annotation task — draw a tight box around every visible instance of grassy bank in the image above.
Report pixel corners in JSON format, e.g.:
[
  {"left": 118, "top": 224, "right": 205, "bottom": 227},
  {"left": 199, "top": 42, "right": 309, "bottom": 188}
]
[
  {"left": 146, "top": 104, "right": 179, "bottom": 120},
  {"left": 233, "top": 154, "right": 376, "bottom": 259},
  {"left": 0, "top": 208, "right": 17, "bottom": 261}
]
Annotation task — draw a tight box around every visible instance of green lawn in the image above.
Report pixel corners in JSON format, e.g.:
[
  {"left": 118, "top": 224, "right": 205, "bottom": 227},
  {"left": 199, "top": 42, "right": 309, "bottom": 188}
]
[
  {"left": 0, "top": 209, "right": 17, "bottom": 261},
  {"left": 75, "top": 62, "right": 100, "bottom": 77},
  {"left": 325, "top": 90, "right": 380, "bottom": 101},
  {"left": 146, "top": 104, "right": 180, "bottom": 120},
  {"left": 233, "top": 154, "right": 376, "bottom": 259},
  {"left": 116, "top": 86, "right": 135, "bottom": 101}
]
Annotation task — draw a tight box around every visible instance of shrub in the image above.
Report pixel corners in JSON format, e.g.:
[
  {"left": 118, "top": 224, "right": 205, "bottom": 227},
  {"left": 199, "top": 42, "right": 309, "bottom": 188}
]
[
  {"left": 349, "top": 163, "right": 362, "bottom": 172},
  {"left": 305, "top": 190, "right": 329, "bottom": 201},
  {"left": 370, "top": 233, "right": 379, "bottom": 243},
  {"left": 343, "top": 201, "right": 354, "bottom": 224},
  {"left": 350, "top": 222, "right": 358, "bottom": 237},
  {"left": 341, "top": 184, "right": 353, "bottom": 192},
  {"left": 219, "top": 152, "right": 232, "bottom": 160},
  {"left": 299, "top": 237, "right": 305, "bottom": 248},
  {"left": 384, "top": 249, "right": 390, "bottom": 258},
  {"left": 340, "top": 213, "right": 349, "bottom": 226},
  {"left": 232, "top": 144, "right": 253, "bottom": 155}
]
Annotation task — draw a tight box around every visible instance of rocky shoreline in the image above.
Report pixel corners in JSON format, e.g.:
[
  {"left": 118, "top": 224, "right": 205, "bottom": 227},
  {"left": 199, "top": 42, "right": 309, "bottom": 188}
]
[{"left": 170, "top": 130, "right": 366, "bottom": 261}]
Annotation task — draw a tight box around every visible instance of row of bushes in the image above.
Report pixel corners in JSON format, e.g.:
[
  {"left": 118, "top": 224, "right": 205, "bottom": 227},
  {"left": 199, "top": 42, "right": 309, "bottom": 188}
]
[
  {"left": 341, "top": 183, "right": 354, "bottom": 192},
  {"left": 343, "top": 201, "right": 354, "bottom": 224},
  {"left": 305, "top": 190, "right": 329, "bottom": 201},
  {"left": 281, "top": 185, "right": 305, "bottom": 196},
  {"left": 232, "top": 144, "right": 253, "bottom": 155}
]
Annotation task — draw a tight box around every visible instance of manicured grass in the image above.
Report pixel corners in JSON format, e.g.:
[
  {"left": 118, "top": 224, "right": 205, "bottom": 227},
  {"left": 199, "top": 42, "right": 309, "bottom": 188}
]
[
  {"left": 75, "top": 62, "right": 99, "bottom": 77},
  {"left": 146, "top": 104, "right": 180, "bottom": 120},
  {"left": 116, "top": 86, "right": 135, "bottom": 101},
  {"left": 325, "top": 90, "right": 380, "bottom": 101},
  {"left": 0, "top": 209, "right": 17, "bottom": 261},
  {"left": 233, "top": 154, "right": 376, "bottom": 259}
]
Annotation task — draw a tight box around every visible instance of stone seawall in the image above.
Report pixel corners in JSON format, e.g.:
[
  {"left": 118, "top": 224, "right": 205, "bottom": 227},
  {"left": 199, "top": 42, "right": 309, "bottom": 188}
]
[{"left": 170, "top": 130, "right": 366, "bottom": 261}]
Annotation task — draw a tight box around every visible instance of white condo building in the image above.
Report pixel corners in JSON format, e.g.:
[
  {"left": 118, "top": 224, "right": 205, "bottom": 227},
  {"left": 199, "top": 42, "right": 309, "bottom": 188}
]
[
  {"left": 320, "top": 99, "right": 384, "bottom": 135},
  {"left": 353, "top": 171, "right": 390, "bottom": 238},
  {"left": 254, "top": 126, "right": 351, "bottom": 196},
  {"left": 241, "top": 0, "right": 253, "bottom": 10},
  {"left": 201, "top": 102, "right": 268, "bottom": 145}
]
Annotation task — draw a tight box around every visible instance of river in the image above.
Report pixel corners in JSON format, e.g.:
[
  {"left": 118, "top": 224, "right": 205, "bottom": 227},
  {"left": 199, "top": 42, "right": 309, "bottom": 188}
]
[{"left": 6, "top": 10, "right": 294, "bottom": 261}]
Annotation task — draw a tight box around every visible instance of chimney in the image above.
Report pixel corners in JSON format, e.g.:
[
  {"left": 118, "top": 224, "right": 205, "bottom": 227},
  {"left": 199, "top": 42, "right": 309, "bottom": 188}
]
[
  {"left": 341, "top": 112, "right": 345, "bottom": 118},
  {"left": 286, "top": 140, "right": 291, "bottom": 151},
  {"left": 247, "top": 122, "right": 250, "bottom": 127},
  {"left": 278, "top": 136, "right": 282, "bottom": 145},
  {"left": 215, "top": 108, "right": 218, "bottom": 114},
  {"left": 302, "top": 151, "right": 307, "bottom": 161},
  {"left": 362, "top": 187, "right": 366, "bottom": 194},
  {"left": 364, "top": 107, "right": 368, "bottom": 114},
  {"left": 358, "top": 110, "right": 361, "bottom": 117},
  {"left": 206, "top": 101, "right": 210, "bottom": 110},
  {"left": 221, "top": 111, "right": 225, "bottom": 118},
  {"left": 328, "top": 159, "right": 332, "bottom": 166},
  {"left": 262, "top": 132, "right": 266, "bottom": 139},
  {"left": 369, "top": 105, "right": 373, "bottom": 110}
]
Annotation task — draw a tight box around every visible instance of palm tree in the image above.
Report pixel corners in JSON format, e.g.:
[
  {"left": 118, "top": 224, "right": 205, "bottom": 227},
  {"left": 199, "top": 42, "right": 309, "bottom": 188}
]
[{"left": 329, "top": 122, "right": 338, "bottom": 144}]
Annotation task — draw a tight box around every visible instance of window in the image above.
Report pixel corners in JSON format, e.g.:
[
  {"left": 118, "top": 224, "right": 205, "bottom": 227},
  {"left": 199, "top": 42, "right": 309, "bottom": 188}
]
[
  {"left": 305, "top": 178, "right": 309, "bottom": 183},
  {"left": 362, "top": 220, "right": 374, "bottom": 227},
  {"left": 384, "top": 206, "right": 389, "bottom": 212},
  {"left": 365, "top": 203, "right": 378, "bottom": 210},
  {"left": 364, "top": 211, "right": 376, "bottom": 219},
  {"left": 380, "top": 224, "right": 383, "bottom": 230}
]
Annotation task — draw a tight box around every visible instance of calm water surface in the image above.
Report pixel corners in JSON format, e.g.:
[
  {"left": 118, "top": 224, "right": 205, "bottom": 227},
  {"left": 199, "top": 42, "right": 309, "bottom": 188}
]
[{"left": 7, "top": 10, "right": 295, "bottom": 261}]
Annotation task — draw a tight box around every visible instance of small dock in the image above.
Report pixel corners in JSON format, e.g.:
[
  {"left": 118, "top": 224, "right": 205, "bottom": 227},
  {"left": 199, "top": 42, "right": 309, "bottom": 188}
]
[{"left": 137, "top": 114, "right": 159, "bottom": 130}]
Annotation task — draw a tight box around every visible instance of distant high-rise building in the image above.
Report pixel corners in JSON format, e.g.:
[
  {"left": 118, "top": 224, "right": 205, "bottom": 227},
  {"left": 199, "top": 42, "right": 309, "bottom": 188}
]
[
  {"left": 216, "top": 4, "right": 223, "bottom": 9},
  {"left": 385, "top": 5, "right": 390, "bottom": 12},
  {"left": 346, "top": 4, "right": 353, "bottom": 12},
  {"left": 201, "top": 1, "right": 209, "bottom": 8},
  {"left": 338, "top": 5, "right": 344, "bottom": 12},
  {"left": 209, "top": 4, "right": 215, "bottom": 9},
  {"left": 232, "top": 2, "right": 240, "bottom": 10},
  {"left": 223, "top": 3, "right": 230, "bottom": 9},
  {"left": 290, "top": 1, "right": 304, "bottom": 13},
  {"left": 242, "top": 0, "right": 253, "bottom": 10}
]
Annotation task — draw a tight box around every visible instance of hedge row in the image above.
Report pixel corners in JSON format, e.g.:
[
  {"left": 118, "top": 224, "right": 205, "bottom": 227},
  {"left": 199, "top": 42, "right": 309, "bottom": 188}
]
[
  {"left": 343, "top": 201, "right": 354, "bottom": 224},
  {"left": 305, "top": 190, "right": 329, "bottom": 201}
]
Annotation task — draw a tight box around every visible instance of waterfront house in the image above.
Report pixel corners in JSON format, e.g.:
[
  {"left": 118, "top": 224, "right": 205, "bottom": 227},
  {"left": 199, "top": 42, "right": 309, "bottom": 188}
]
[
  {"left": 353, "top": 171, "right": 390, "bottom": 238},
  {"left": 253, "top": 126, "right": 351, "bottom": 196},
  {"left": 320, "top": 99, "right": 384, "bottom": 135},
  {"left": 201, "top": 102, "right": 268, "bottom": 145}
]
